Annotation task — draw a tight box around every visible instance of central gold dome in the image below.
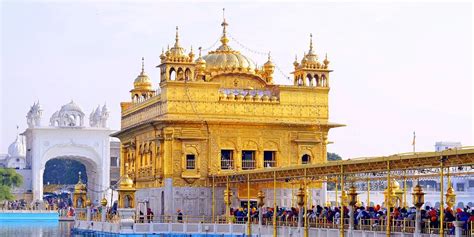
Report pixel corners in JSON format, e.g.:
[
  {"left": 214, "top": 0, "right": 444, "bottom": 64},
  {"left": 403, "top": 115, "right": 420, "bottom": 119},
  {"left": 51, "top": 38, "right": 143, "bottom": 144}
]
[{"left": 201, "top": 17, "right": 255, "bottom": 74}]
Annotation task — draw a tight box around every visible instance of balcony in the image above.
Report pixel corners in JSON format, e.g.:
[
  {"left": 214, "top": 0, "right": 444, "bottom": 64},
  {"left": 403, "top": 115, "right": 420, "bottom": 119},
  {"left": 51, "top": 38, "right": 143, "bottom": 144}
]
[
  {"left": 264, "top": 160, "right": 276, "bottom": 168},
  {"left": 221, "top": 159, "right": 234, "bottom": 170},
  {"left": 242, "top": 160, "right": 256, "bottom": 170}
]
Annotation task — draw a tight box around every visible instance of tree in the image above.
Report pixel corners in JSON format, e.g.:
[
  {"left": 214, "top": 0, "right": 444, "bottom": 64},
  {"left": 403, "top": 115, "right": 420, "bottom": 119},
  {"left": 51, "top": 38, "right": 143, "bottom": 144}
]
[
  {"left": 326, "top": 152, "right": 342, "bottom": 190},
  {"left": 327, "top": 152, "right": 342, "bottom": 161},
  {"left": 0, "top": 168, "right": 24, "bottom": 201},
  {"left": 43, "top": 159, "right": 87, "bottom": 185}
]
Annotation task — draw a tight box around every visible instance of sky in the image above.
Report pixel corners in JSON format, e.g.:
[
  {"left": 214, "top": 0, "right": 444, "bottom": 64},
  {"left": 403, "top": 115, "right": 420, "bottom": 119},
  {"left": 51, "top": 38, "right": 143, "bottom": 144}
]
[{"left": 0, "top": 1, "right": 472, "bottom": 159}]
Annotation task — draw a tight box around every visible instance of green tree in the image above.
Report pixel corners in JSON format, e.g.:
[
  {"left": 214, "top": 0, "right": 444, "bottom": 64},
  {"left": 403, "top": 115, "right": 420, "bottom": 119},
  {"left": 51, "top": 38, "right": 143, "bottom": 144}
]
[
  {"left": 0, "top": 168, "right": 24, "bottom": 201},
  {"left": 43, "top": 159, "right": 86, "bottom": 185},
  {"left": 327, "top": 152, "right": 342, "bottom": 161},
  {"left": 326, "top": 152, "right": 342, "bottom": 190}
]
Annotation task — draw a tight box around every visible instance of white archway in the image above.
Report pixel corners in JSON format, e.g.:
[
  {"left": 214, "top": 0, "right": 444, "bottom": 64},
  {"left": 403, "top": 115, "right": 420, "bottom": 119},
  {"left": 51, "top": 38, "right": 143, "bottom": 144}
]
[{"left": 32, "top": 143, "right": 110, "bottom": 203}]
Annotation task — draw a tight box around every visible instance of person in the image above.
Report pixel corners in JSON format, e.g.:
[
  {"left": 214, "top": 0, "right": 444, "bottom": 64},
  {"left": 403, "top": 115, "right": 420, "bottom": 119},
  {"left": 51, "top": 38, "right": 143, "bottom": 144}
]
[
  {"left": 139, "top": 211, "right": 145, "bottom": 223},
  {"left": 147, "top": 208, "right": 154, "bottom": 223},
  {"left": 177, "top": 209, "right": 183, "bottom": 223}
]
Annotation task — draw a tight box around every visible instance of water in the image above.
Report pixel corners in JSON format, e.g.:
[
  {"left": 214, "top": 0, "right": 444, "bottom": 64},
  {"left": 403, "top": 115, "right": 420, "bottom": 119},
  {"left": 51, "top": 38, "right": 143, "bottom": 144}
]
[
  {"left": 0, "top": 221, "right": 246, "bottom": 237},
  {"left": 0, "top": 220, "right": 74, "bottom": 237}
]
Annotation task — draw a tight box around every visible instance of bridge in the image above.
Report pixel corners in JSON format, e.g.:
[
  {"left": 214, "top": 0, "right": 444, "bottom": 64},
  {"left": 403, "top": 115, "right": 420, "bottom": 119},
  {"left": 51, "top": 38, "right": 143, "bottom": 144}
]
[{"left": 73, "top": 147, "right": 474, "bottom": 237}]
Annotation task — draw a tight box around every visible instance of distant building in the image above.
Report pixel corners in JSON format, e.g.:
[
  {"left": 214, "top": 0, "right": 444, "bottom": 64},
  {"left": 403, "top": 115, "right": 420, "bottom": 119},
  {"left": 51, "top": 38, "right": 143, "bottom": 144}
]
[
  {"left": 435, "top": 141, "right": 462, "bottom": 152},
  {"left": 1, "top": 101, "right": 120, "bottom": 202}
]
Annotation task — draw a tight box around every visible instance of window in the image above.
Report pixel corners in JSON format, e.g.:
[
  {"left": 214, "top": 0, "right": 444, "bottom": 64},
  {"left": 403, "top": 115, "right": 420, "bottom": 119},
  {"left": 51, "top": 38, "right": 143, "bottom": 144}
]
[
  {"left": 457, "top": 183, "right": 465, "bottom": 192},
  {"left": 186, "top": 154, "right": 196, "bottom": 169},
  {"left": 469, "top": 180, "right": 474, "bottom": 188},
  {"left": 264, "top": 151, "right": 276, "bottom": 168},
  {"left": 221, "top": 150, "right": 233, "bottom": 169},
  {"left": 242, "top": 150, "right": 255, "bottom": 170},
  {"left": 302, "top": 154, "right": 311, "bottom": 164},
  {"left": 110, "top": 157, "right": 118, "bottom": 167}
]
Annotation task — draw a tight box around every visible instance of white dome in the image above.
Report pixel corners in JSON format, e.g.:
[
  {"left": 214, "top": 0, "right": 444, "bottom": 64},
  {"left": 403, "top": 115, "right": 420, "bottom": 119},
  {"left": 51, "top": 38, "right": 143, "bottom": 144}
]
[
  {"left": 8, "top": 135, "right": 26, "bottom": 157},
  {"left": 60, "top": 100, "right": 84, "bottom": 115}
]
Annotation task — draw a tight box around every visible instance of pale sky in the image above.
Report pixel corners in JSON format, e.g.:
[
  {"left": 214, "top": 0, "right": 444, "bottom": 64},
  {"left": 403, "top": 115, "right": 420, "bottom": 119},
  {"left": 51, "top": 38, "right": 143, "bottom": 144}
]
[{"left": 0, "top": 1, "right": 472, "bottom": 159}]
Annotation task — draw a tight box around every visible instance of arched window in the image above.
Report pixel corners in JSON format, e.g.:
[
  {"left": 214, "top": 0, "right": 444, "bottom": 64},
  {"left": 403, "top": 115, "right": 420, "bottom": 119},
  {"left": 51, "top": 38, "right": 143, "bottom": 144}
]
[
  {"left": 169, "top": 68, "right": 176, "bottom": 81},
  {"left": 306, "top": 74, "right": 313, "bottom": 86},
  {"left": 184, "top": 68, "right": 192, "bottom": 81},
  {"left": 302, "top": 154, "right": 311, "bottom": 164},
  {"left": 314, "top": 74, "right": 319, "bottom": 87},
  {"left": 177, "top": 68, "right": 184, "bottom": 80},
  {"left": 321, "top": 75, "right": 327, "bottom": 87},
  {"left": 186, "top": 154, "right": 196, "bottom": 169}
]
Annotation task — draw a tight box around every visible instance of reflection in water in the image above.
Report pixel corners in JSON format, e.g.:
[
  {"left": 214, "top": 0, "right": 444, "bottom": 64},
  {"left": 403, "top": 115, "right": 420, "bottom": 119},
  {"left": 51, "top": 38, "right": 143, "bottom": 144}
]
[{"left": 0, "top": 221, "right": 73, "bottom": 237}]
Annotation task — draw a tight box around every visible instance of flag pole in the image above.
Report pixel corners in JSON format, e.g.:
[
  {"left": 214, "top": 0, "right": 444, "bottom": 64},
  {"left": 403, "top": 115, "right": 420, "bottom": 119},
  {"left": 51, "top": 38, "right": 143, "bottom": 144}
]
[{"left": 412, "top": 131, "right": 416, "bottom": 153}]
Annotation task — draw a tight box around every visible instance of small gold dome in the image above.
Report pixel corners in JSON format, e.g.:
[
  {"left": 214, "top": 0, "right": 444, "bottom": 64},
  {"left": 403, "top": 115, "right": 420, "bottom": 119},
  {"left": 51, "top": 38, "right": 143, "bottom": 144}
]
[
  {"left": 74, "top": 172, "right": 86, "bottom": 194},
  {"left": 134, "top": 57, "right": 152, "bottom": 90}
]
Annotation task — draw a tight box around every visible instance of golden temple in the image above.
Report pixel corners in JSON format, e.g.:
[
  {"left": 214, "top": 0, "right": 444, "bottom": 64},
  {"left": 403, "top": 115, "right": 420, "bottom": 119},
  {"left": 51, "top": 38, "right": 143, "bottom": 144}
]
[{"left": 113, "top": 13, "right": 343, "bottom": 216}]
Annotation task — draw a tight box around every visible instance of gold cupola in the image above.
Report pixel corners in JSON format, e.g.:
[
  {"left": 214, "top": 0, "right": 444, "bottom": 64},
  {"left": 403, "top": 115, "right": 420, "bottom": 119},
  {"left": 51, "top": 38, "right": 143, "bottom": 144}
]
[
  {"left": 262, "top": 52, "right": 275, "bottom": 83},
  {"left": 201, "top": 12, "right": 256, "bottom": 75},
  {"left": 130, "top": 57, "right": 154, "bottom": 102},
  {"left": 292, "top": 33, "right": 331, "bottom": 87},
  {"left": 74, "top": 171, "right": 87, "bottom": 193}
]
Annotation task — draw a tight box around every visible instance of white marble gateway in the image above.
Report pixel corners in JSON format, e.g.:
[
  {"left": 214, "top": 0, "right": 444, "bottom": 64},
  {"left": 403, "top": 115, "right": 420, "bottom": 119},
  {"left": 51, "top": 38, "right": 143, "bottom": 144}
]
[{"left": 22, "top": 101, "right": 114, "bottom": 203}]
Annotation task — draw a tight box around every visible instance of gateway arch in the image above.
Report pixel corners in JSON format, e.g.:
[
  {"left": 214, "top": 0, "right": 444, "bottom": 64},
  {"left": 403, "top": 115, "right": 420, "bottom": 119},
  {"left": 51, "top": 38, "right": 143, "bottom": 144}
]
[{"left": 23, "top": 101, "right": 114, "bottom": 203}]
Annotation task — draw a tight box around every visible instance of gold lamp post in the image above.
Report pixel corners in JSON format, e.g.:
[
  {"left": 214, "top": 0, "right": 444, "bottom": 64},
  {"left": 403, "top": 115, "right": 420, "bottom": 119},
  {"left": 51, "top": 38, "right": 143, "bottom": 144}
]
[
  {"left": 348, "top": 185, "right": 358, "bottom": 230},
  {"left": 257, "top": 190, "right": 265, "bottom": 228},
  {"left": 412, "top": 182, "right": 425, "bottom": 237},
  {"left": 296, "top": 186, "right": 305, "bottom": 228},
  {"left": 257, "top": 190, "right": 265, "bottom": 208},
  {"left": 445, "top": 169, "right": 456, "bottom": 209},
  {"left": 348, "top": 186, "right": 358, "bottom": 207},
  {"left": 224, "top": 178, "right": 233, "bottom": 223},
  {"left": 412, "top": 184, "right": 425, "bottom": 209}
]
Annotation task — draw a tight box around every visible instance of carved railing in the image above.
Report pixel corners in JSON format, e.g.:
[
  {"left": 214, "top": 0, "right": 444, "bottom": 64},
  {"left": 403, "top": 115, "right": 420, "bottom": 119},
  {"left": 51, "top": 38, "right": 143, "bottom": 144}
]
[{"left": 242, "top": 160, "right": 256, "bottom": 170}]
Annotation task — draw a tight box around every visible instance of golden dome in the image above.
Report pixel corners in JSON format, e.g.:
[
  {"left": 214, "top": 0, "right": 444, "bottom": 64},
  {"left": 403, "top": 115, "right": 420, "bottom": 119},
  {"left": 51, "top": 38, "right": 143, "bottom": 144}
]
[
  {"left": 118, "top": 164, "right": 135, "bottom": 191},
  {"left": 202, "top": 16, "right": 256, "bottom": 74},
  {"left": 133, "top": 57, "right": 152, "bottom": 90}
]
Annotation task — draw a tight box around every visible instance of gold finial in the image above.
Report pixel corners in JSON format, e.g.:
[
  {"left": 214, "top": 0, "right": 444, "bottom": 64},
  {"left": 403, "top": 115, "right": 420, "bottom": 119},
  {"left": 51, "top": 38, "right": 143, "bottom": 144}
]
[
  {"left": 198, "top": 46, "right": 202, "bottom": 57},
  {"left": 175, "top": 26, "right": 180, "bottom": 47},
  {"left": 220, "top": 8, "right": 229, "bottom": 46},
  {"left": 323, "top": 53, "right": 330, "bottom": 66},
  {"left": 309, "top": 33, "right": 314, "bottom": 53},
  {"left": 141, "top": 57, "right": 145, "bottom": 74},
  {"left": 268, "top": 51, "right": 271, "bottom": 61},
  {"left": 78, "top": 171, "right": 82, "bottom": 183}
]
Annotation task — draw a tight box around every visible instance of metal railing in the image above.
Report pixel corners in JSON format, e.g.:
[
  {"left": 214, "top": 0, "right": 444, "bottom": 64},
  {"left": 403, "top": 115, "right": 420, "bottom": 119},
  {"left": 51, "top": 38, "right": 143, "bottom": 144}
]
[
  {"left": 186, "top": 159, "right": 196, "bottom": 170},
  {"left": 221, "top": 159, "right": 234, "bottom": 170},
  {"left": 264, "top": 160, "right": 276, "bottom": 168},
  {"left": 242, "top": 160, "right": 256, "bottom": 170}
]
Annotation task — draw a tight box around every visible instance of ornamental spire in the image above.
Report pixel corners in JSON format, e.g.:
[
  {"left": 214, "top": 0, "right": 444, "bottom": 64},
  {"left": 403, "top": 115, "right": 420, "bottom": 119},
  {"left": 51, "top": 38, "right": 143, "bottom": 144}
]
[
  {"left": 174, "top": 26, "right": 180, "bottom": 47},
  {"left": 141, "top": 57, "right": 145, "bottom": 74},
  {"left": 220, "top": 8, "right": 229, "bottom": 46},
  {"left": 309, "top": 33, "right": 314, "bottom": 54}
]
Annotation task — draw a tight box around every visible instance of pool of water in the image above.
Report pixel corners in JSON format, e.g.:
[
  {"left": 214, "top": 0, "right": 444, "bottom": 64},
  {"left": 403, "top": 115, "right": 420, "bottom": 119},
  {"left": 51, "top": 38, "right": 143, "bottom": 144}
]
[
  {"left": 0, "top": 220, "right": 74, "bottom": 237},
  {"left": 0, "top": 220, "right": 247, "bottom": 237}
]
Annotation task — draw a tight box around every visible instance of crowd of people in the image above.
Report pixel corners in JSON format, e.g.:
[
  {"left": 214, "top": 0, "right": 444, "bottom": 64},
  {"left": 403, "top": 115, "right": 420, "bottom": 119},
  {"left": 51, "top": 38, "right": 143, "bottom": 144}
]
[{"left": 226, "top": 204, "right": 474, "bottom": 234}]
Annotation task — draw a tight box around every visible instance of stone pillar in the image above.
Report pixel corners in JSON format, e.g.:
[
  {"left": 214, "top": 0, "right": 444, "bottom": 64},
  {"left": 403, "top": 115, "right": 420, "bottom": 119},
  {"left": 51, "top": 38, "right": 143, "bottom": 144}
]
[
  {"left": 86, "top": 206, "right": 91, "bottom": 221},
  {"left": 453, "top": 221, "right": 464, "bottom": 237},
  {"left": 118, "top": 208, "right": 135, "bottom": 233},
  {"left": 414, "top": 208, "right": 422, "bottom": 237},
  {"left": 101, "top": 209, "right": 107, "bottom": 222},
  {"left": 348, "top": 205, "right": 354, "bottom": 230}
]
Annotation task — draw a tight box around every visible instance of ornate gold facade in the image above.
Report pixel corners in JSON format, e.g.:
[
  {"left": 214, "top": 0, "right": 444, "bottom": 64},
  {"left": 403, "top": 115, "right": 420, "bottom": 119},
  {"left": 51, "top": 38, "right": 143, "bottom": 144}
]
[{"left": 113, "top": 15, "right": 342, "bottom": 214}]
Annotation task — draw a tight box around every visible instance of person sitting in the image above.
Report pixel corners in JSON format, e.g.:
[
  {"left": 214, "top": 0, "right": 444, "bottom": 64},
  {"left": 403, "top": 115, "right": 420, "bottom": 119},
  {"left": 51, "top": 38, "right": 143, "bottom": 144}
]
[{"left": 177, "top": 209, "right": 183, "bottom": 222}]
